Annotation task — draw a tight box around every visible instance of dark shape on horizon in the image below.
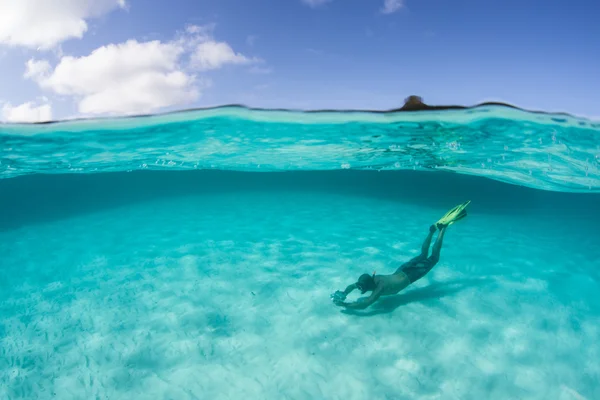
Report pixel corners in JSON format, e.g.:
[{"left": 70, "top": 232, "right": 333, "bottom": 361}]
[
  {"left": 395, "top": 95, "right": 517, "bottom": 112},
  {"left": 17, "top": 94, "right": 577, "bottom": 125},
  {"left": 399, "top": 95, "right": 430, "bottom": 111}
]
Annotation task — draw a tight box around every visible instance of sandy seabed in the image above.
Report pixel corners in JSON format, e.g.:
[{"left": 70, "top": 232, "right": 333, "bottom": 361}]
[{"left": 1, "top": 179, "right": 599, "bottom": 400}]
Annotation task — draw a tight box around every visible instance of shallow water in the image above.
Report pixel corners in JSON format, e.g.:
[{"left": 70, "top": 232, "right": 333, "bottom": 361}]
[{"left": 1, "top": 106, "right": 600, "bottom": 399}]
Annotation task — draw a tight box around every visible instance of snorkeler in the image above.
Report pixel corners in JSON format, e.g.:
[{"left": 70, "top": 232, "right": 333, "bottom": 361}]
[{"left": 331, "top": 201, "right": 470, "bottom": 310}]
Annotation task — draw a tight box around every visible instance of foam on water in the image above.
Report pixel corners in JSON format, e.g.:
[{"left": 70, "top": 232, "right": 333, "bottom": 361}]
[{"left": 1, "top": 104, "right": 599, "bottom": 192}]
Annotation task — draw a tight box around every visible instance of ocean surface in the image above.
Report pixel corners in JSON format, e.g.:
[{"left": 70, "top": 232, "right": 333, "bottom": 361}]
[{"left": 1, "top": 105, "right": 599, "bottom": 399}]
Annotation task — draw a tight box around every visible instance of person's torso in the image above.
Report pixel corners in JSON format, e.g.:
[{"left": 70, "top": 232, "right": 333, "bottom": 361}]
[{"left": 377, "top": 273, "right": 411, "bottom": 295}]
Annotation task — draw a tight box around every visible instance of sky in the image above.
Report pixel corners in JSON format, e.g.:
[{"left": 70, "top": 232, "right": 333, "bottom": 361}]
[{"left": 0, "top": 0, "right": 599, "bottom": 122}]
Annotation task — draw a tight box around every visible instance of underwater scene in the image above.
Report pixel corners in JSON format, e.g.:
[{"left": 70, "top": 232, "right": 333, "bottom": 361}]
[{"left": 1, "top": 104, "right": 600, "bottom": 400}]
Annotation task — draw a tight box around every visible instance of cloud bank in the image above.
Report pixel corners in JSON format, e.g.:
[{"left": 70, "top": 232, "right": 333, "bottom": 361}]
[
  {"left": 0, "top": 0, "right": 127, "bottom": 49},
  {"left": 24, "top": 26, "right": 260, "bottom": 116},
  {"left": 2, "top": 100, "right": 52, "bottom": 123}
]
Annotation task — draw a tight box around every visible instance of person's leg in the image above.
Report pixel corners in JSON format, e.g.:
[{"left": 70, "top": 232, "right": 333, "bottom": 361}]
[
  {"left": 395, "top": 225, "right": 436, "bottom": 276},
  {"left": 428, "top": 225, "right": 447, "bottom": 264},
  {"left": 410, "top": 225, "right": 436, "bottom": 263},
  {"left": 402, "top": 227, "right": 447, "bottom": 283},
  {"left": 419, "top": 225, "right": 436, "bottom": 258}
]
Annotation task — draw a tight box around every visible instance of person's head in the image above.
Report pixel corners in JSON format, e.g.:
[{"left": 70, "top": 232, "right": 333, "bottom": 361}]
[{"left": 356, "top": 273, "right": 376, "bottom": 294}]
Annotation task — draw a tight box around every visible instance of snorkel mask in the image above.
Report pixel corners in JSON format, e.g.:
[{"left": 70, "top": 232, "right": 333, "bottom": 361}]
[{"left": 356, "top": 271, "right": 376, "bottom": 294}]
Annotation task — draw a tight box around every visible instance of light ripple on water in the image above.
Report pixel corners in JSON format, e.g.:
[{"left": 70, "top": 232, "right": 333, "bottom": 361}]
[{"left": 1, "top": 105, "right": 599, "bottom": 192}]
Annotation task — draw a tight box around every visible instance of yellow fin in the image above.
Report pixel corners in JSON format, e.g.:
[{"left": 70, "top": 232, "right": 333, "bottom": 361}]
[{"left": 436, "top": 200, "right": 471, "bottom": 226}]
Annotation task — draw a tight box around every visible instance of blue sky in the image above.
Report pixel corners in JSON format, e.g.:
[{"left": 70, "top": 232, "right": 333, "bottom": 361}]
[{"left": 1, "top": 0, "right": 599, "bottom": 122}]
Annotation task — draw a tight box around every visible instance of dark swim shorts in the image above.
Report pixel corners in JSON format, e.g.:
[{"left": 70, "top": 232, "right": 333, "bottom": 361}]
[{"left": 399, "top": 256, "right": 439, "bottom": 283}]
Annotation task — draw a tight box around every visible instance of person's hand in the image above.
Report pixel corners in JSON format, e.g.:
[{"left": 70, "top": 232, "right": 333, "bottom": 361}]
[
  {"left": 430, "top": 224, "right": 437, "bottom": 233},
  {"left": 330, "top": 290, "right": 347, "bottom": 304},
  {"left": 333, "top": 298, "right": 347, "bottom": 307}
]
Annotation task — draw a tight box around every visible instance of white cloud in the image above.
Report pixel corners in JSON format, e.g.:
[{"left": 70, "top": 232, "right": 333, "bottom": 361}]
[
  {"left": 381, "top": 0, "right": 404, "bottom": 14},
  {"left": 184, "top": 24, "right": 215, "bottom": 42},
  {"left": 26, "top": 40, "right": 198, "bottom": 115},
  {"left": 0, "top": 0, "right": 126, "bottom": 50},
  {"left": 303, "top": 0, "right": 403, "bottom": 13},
  {"left": 301, "top": 0, "right": 332, "bottom": 7},
  {"left": 2, "top": 101, "right": 53, "bottom": 123},
  {"left": 24, "top": 59, "right": 52, "bottom": 80},
  {"left": 24, "top": 25, "right": 264, "bottom": 116},
  {"left": 183, "top": 24, "right": 260, "bottom": 71},
  {"left": 191, "top": 41, "right": 258, "bottom": 71}
]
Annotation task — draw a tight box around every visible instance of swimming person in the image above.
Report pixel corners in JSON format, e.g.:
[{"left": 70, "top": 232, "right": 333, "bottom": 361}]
[{"left": 330, "top": 201, "right": 470, "bottom": 310}]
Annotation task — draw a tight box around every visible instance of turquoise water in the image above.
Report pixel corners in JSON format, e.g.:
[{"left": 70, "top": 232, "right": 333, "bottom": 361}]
[{"left": 1, "top": 105, "right": 599, "bottom": 399}]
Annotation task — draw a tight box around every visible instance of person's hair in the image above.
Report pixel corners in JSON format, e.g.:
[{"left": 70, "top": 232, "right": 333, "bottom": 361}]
[{"left": 357, "top": 273, "right": 376, "bottom": 293}]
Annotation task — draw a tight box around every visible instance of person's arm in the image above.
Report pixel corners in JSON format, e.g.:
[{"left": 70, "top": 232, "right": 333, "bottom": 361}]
[
  {"left": 340, "top": 286, "right": 383, "bottom": 310},
  {"left": 342, "top": 283, "right": 357, "bottom": 296}
]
